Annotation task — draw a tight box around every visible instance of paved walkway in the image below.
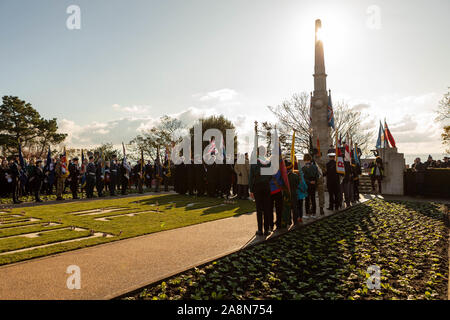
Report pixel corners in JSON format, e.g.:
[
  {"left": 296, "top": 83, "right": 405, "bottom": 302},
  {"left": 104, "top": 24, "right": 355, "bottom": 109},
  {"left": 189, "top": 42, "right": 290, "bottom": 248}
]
[{"left": 0, "top": 193, "right": 441, "bottom": 300}]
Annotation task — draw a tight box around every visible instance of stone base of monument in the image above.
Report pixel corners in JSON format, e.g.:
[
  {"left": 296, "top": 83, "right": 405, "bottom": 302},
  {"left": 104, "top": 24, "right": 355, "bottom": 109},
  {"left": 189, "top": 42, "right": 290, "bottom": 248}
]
[{"left": 378, "top": 147, "right": 406, "bottom": 196}]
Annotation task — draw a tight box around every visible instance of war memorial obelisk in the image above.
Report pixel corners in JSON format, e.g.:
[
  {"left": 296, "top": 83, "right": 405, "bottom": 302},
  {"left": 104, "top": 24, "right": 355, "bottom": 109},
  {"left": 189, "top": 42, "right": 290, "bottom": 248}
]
[{"left": 311, "top": 19, "right": 331, "bottom": 166}]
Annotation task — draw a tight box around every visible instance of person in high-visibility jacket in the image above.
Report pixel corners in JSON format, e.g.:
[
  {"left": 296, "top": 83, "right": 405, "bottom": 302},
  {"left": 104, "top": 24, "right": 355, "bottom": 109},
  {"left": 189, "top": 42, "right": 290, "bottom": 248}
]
[{"left": 369, "top": 157, "right": 384, "bottom": 193}]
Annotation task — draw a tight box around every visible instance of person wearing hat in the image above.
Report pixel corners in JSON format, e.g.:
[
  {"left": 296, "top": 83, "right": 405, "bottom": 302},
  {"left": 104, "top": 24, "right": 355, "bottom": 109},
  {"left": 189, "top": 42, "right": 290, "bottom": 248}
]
[
  {"left": 29, "top": 158, "right": 44, "bottom": 202},
  {"left": 326, "top": 152, "right": 340, "bottom": 211},
  {"left": 9, "top": 155, "right": 22, "bottom": 204},
  {"left": 249, "top": 145, "right": 272, "bottom": 236},
  {"left": 68, "top": 157, "right": 80, "bottom": 199}
]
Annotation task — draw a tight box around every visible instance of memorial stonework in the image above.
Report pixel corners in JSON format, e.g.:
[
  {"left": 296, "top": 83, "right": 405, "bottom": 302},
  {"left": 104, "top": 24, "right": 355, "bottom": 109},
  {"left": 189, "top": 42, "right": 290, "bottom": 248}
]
[
  {"left": 311, "top": 19, "right": 332, "bottom": 166},
  {"left": 378, "top": 147, "right": 406, "bottom": 195}
]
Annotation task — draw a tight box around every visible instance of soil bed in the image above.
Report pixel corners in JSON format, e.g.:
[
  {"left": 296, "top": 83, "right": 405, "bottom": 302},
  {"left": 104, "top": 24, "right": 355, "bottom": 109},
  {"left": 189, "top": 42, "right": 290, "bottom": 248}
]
[{"left": 126, "top": 199, "right": 449, "bottom": 300}]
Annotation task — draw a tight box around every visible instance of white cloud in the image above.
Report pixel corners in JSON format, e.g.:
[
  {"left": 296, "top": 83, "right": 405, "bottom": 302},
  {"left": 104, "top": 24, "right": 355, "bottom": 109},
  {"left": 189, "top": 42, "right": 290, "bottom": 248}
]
[
  {"left": 195, "top": 88, "right": 238, "bottom": 102},
  {"left": 112, "top": 104, "right": 151, "bottom": 115}
]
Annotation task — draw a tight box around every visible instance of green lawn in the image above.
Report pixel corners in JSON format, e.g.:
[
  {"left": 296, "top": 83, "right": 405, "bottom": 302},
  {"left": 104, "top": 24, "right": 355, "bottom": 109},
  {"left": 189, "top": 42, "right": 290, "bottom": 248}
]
[{"left": 0, "top": 194, "right": 255, "bottom": 266}]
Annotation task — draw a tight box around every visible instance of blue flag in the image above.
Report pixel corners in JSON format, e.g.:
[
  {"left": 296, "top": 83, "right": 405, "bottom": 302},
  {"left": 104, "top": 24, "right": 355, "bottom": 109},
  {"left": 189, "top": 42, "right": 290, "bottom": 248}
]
[{"left": 376, "top": 121, "right": 385, "bottom": 149}]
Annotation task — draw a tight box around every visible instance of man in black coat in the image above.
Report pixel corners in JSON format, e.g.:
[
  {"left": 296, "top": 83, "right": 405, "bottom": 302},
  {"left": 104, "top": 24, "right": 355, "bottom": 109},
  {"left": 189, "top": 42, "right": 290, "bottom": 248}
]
[
  {"left": 29, "top": 159, "right": 44, "bottom": 202},
  {"left": 10, "top": 156, "right": 21, "bottom": 204},
  {"left": 109, "top": 155, "right": 119, "bottom": 196},
  {"left": 120, "top": 160, "right": 129, "bottom": 195},
  {"left": 194, "top": 161, "right": 206, "bottom": 196},
  {"left": 186, "top": 159, "right": 195, "bottom": 196},
  {"left": 85, "top": 156, "right": 97, "bottom": 198},
  {"left": 68, "top": 157, "right": 80, "bottom": 199},
  {"left": 326, "top": 153, "right": 340, "bottom": 211},
  {"left": 206, "top": 161, "right": 218, "bottom": 197}
]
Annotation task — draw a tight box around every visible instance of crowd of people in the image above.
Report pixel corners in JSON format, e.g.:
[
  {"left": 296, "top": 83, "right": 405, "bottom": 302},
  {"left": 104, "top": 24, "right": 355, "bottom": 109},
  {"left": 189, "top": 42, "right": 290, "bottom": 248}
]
[
  {"left": 0, "top": 151, "right": 170, "bottom": 204},
  {"left": 411, "top": 155, "right": 450, "bottom": 170},
  {"left": 1, "top": 144, "right": 382, "bottom": 237},
  {"left": 246, "top": 146, "right": 364, "bottom": 236}
]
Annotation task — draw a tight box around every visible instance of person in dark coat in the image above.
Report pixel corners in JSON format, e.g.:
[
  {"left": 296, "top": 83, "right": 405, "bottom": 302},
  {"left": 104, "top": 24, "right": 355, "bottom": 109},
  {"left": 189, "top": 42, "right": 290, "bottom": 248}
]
[
  {"left": 10, "top": 156, "right": 22, "bottom": 204},
  {"left": 144, "top": 160, "right": 153, "bottom": 190},
  {"left": 0, "top": 159, "right": 11, "bottom": 198},
  {"left": 206, "top": 160, "right": 218, "bottom": 197},
  {"left": 186, "top": 159, "right": 195, "bottom": 196},
  {"left": 120, "top": 160, "right": 129, "bottom": 195},
  {"left": 68, "top": 157, "right": 80, "bottom": 199},
  {"left": 369, "top": 157, "right": 384, "bottom": 193},
  {"left": 325, "top": 153, "right": 340, "bottom": 211},
  {"left": 249, "top": 146, "right": 272, "bottom": 236},
  {"left": 96, "top": 159, "right": 105, "bottom": 197},
  {"left": 194, "top": 161, "right": 206, "bottom": 196},
  {"left": 342, "top": 160, "right": 353, "bottom": 207},
  {"left": 109, "top": 155, "right": 119, "bottom": 196},
  {"left": 219, "top": 162, "right": 233, "bottom": 199},
  {"left": 28, "top": 159, "right": 44, "bottom": 202},
  {"left": 86, "top": 156, "right": 97, "bottom": 198}
]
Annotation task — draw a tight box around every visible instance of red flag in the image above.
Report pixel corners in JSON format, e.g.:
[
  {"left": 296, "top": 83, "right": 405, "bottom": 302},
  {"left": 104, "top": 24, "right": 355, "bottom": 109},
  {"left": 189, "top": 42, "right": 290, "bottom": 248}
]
[{"left": 384, "top": 120, "right": 396, "bottom": 148}]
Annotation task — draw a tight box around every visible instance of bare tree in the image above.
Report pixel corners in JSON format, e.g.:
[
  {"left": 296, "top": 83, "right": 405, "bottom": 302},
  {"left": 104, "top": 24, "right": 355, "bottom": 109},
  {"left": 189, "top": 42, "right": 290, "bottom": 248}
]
[
  {"left": 128, "top": 115, "right": 185, "bottom": 161},
  {"left": 268, "top": 92, "right": 374, "bottom": 156},
  {"left": 436, "top": 87, "right": 450, "bottom": 122},
  {"left": 436, "top": 88, "right": 450, "bottom": 153}
]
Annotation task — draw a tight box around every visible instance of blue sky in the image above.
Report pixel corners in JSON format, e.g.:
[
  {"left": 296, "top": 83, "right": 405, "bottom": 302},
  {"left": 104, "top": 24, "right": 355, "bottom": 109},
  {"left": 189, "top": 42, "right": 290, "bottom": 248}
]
[{"left": 1, "top": 0, "right": 449, "bottom": 155}]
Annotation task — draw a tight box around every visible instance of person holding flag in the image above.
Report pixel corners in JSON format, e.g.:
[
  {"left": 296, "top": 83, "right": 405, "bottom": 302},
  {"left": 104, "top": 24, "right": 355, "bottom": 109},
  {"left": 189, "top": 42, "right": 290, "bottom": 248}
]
[
  {"left": 268, "top": 128, "right": 290, "bottom": 230},
  {"left": 120, "top": 143, "right": 131, "bottom": 195}
]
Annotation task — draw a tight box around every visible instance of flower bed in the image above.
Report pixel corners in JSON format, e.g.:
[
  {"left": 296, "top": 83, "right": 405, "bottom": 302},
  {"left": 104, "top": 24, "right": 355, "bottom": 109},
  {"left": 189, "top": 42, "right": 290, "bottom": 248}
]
[{"left": 127, "top": 199, "right": 449, "bottom": 300}]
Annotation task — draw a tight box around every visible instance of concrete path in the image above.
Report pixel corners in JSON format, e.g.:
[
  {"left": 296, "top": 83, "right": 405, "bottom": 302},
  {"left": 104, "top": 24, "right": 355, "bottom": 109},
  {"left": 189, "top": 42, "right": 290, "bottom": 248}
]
[{"left": 0, "top": 193, "right": 432, "bottom": 300}]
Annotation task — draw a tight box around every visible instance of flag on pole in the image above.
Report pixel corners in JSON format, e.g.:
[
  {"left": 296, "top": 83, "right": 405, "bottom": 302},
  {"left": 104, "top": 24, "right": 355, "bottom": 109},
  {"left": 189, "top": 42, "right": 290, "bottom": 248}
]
[
  {"left": 354, "top": 143, "right": 360, "bottom": 165},
  {"left": 335, "top": 129, "right": 345, "bottom": 174},
  {"left": 269, "top": 128, "right": 290, "bottom": 195},
  {"left": 251, "top": 121, "right": 259, "bottom": 164},
  {"left": 376, "top": 121, "right": 385, "bottom": 149},
  {"left": 384, "top": 119, "right": 396, "bottom": 148},
  {"left": 81, "top": 149, "right": 86, "bottom": 188},
  {"left": 62, "top": 147, "right": 70, "bottom": 178},
  {"left": 290, "top": 131, "right": 297, "bottom": 169},
  {"left": 122, "top": 142, "right": 131, "bottom": 173},
  {"left": 344, "top": 134, "right": 351, "bottom": 162},
  {"left": 327, "top": 90, "right": 335, "bottom": 129},
  {"left": 309, "top": 134, "right": 314, "bottom": 156}
]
